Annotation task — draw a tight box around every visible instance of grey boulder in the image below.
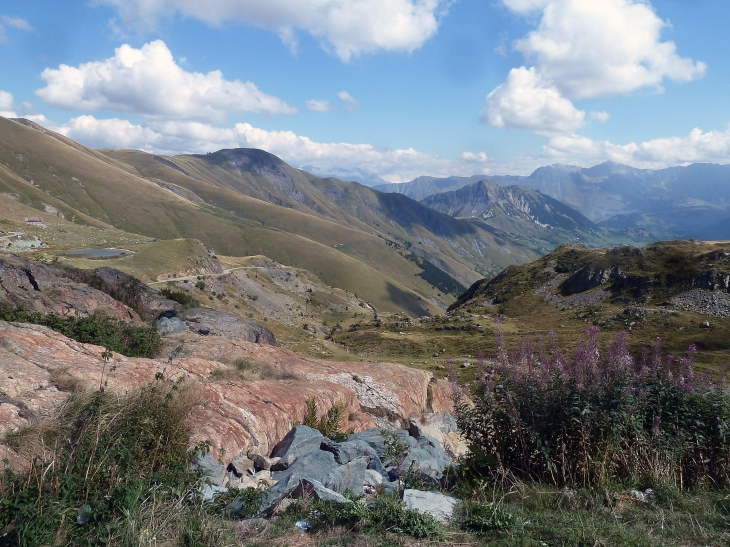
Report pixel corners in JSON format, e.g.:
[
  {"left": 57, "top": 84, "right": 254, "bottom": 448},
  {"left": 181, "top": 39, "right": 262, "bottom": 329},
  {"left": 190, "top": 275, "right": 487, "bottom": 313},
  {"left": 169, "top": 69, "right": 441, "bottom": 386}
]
[
  {"left": 271, "top": 453, "right": 296, "bottom": 471},
  {"left": 192, "top": 453, "right": 225, "bottom": 486},
  {"left": 321, "top": 456, "right": 369, "bottom": 494},
  {"left": 180, "top": 307, "right": 277, "bottom": 345},
  {"left": 402, "top": 434, "right": 451, "bottom": 481},
  {"left": 157, "top": 316, "right": 187, "bottom": 335},
  {"left": 271, "top": 425, "right": 323, "bottom": 459},
  {"left": 402, "top": 489, "right": 461, "bottom": 523},
  {"left": 348, "top": 429, "right": 416, "bottom": 461},
  {"left": 320, "top": 438, "right": 379, "bottom": 464}
]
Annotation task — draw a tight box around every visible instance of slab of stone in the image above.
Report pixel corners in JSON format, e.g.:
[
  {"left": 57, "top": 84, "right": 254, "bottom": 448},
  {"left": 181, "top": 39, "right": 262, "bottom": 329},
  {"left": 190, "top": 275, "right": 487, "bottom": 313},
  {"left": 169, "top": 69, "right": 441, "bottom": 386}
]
[
  {"left": 364, "top": 469, "right": 383, "bottom": 486},
  {"left": 320, "top": 438, "right": 379, "bottom": 464},
  {"left": 192, "top": 453, "right": 225, "bottom": 486},
  {"left": 322, "top": 456, "right": 369, "bottom": 494},
  {"left": 293, "top": 479, "right": 350, "bottom": 504},
  {"left": 348, "top": 429, "right": 416, "bottom": 460},
  {"left": 270, "top": 425, "right": 323, "bottom": 459},
  {"left": 269, "top": 449, "right": 339, "bottom": 491},
  {"left": 229, "top": 457, "right": 254, "bottom": 477},
  {"left": 402, "top": 489, "right": 461, "bottom": 523},
  {"left": 366, "top": 454, "right": 389, "bottom": 480},
  {"left": 180, "top": 307, "right": 276, "bottom": 345},
  {"left": 271, "top": 453, "right": 296, "bottom": 471},
  {"left": 253, "top": 454, "right": 273, "bottom": 470},
  {"left": 402, "top": 434, "right": 451, "bottom": 480}
]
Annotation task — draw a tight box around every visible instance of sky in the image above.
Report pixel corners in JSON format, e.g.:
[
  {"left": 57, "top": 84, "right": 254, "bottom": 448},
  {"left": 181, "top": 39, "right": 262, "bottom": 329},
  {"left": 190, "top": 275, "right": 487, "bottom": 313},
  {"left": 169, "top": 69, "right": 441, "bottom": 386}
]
[{"left": 1, "top": 0, "right": 729, "bottom": 183}]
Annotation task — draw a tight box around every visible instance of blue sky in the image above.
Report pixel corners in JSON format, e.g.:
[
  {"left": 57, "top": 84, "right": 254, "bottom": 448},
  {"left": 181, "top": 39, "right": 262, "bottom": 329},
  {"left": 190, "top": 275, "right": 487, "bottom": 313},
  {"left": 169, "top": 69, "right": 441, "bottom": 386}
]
[{"left": 1, "top": 0, "right": 728, "bottom": 182}]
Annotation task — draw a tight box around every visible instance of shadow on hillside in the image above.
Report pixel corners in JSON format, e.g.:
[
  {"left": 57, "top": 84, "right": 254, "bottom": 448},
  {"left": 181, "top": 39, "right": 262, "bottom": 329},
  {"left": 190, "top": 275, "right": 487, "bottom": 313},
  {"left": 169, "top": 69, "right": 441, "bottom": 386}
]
[{"left": 387, "top": 282, "right": 430, "bottom": 318}]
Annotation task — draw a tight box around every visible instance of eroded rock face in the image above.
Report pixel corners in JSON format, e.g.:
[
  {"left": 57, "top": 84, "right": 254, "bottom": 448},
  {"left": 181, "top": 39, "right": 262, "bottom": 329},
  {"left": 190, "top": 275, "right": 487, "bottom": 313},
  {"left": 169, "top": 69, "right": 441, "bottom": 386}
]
[
  {"left": 90, "top": 267, "right": 182, "bottom": 320},
  {"left": 0, "top": 321, "right": 456, "bottom": 471},
  {"left": 0, "top": 255, "right": 139, "bottom": 321},
  {"left": 560, "top": 265, "right": 611, "bottom": 296}
]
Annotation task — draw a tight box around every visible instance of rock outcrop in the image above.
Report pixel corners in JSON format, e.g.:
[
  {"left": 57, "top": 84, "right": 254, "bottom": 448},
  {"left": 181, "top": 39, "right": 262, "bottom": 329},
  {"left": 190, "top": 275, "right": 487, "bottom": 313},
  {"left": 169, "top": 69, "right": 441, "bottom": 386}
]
[
  {"left": 0, "top": 321, "right": 457, "bottom": 471},
  {"left": 0, "top": 255, "right": 139, "bottom": 321},
  {"left": 179, "top": 307, "right": 276, "bottom": 345}
]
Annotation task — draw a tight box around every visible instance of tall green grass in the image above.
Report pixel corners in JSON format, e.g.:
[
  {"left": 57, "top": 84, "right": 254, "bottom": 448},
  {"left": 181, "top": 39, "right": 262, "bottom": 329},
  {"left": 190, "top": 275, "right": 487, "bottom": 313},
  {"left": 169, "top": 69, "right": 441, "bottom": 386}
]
[{"left": 0, "top": 381, "right": 201, "bottom": 545}]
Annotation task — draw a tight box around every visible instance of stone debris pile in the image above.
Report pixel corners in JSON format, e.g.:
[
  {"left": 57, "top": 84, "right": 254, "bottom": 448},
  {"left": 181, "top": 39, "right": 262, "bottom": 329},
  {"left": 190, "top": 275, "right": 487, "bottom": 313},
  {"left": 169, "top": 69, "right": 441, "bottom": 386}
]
[
  {"left": 191, "top": 413, "right": 467, "bottom": 522},
  {"left": 671, "top": 289, "right": 730, "bottom": 318}
]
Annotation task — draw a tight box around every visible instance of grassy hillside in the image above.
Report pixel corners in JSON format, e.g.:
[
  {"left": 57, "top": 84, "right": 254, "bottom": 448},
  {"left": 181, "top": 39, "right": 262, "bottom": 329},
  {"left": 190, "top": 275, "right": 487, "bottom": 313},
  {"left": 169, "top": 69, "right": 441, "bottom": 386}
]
[
  {"left": 101, "top": 148, "right": 547, "bottom": 283},
  {"left": 0, "top": 117, "right": 443, "bottom": 314}
]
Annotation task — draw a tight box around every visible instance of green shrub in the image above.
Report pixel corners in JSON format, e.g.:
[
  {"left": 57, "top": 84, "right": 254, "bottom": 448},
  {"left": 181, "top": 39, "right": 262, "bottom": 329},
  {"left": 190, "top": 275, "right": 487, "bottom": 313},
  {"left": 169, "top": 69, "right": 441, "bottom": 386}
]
[
  {"left": 207, "top": 486, "right": 265, "bottom": 520},
  {"left": 161, "top": 287, "right": 199, "bottom": 308},
  {"left": 304, "top": 397, "right": 351, "bottom": 441},
  {"left": 0, "top": 305, "right": 161, "bottom": 357},
  {"left": 308, "top": 494, "right": 441, "bottom": 540}
]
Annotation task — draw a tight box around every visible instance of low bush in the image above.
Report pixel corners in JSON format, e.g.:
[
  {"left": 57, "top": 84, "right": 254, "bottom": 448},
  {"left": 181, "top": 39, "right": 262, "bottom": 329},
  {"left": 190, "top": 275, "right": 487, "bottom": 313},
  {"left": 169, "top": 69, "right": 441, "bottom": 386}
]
[
  {"left": 0, "top": 305, "right": 161, "bottom": 357},
  {"left": 304, "top": 397, "right": 351, "bottom": 441},
  {"left": 457, "top": 328, "right": 730, "bottom": 489},
  {"left": 161, "top": 287, "right": 199, "bottom": 308},
  {"left": 304, "top": 493, "right": 441, "bottom": 540}
]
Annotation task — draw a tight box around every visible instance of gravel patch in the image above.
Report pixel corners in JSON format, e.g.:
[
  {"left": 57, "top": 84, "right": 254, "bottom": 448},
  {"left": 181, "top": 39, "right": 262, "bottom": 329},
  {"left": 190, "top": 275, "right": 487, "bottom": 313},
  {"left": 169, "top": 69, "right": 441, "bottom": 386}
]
[{"left": 671, "top": 289, "right": 730, "bottom": 317}]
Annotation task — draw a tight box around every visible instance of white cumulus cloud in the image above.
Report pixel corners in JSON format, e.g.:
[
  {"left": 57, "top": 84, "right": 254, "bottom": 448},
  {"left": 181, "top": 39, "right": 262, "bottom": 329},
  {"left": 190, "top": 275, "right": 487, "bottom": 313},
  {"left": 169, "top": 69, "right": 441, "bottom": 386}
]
[
  {"left": 0, "top": 90, "right": 15, "bottom": 116},
  {"left": 484, "top": 0, "right": 705, "bottom": 135},
  {"left": 337, "top": 90, "right": 359, "bottom": 111},
  {"left": 483, "top": 67, "right": 585, "bottom": 136},
  {"left": 306, "top": 99, "right": 334, "bottom": 113},
  {"left": 58, "top": 115, "right": 493, "bottom": 182},
  {"left": 36, "top": 40, "right": 296, "bottom": 123},
  {"left": 96, "top": 0, "right": 450, "bottom": 62},
  {"left": 590, "top": 111, "right": 610, "bottom": 123},
  {"left": 508, "top": 0, "right": 706, "bottom": 99},
  {"left": 545, "top": 127, "right": 730, "bottom": 169}
]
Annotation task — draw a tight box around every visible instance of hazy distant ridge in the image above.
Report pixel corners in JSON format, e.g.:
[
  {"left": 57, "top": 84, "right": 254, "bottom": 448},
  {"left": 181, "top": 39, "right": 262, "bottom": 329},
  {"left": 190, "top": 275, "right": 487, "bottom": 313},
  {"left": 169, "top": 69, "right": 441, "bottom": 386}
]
[{"left": 378, "top": 162, "right": 730, "bottom": 240}]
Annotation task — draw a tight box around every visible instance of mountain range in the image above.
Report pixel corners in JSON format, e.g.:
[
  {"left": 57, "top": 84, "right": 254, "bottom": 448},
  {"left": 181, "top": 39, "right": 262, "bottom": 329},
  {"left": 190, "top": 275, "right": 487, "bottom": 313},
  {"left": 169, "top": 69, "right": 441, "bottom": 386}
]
[
  {"left": 1, "top": 116, "right": 637, "bottom": 316},
  {"left": 376, "top": 162, "right": 730, "bottom": 240},
  {"left": 0, "top": 116, "right": 667, "bottom": 316}
]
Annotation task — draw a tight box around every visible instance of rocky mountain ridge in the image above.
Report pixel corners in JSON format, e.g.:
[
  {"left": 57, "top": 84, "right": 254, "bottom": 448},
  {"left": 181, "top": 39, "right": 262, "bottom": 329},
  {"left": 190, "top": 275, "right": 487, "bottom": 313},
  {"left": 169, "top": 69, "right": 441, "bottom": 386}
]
[
  {"left": 421, "top": 179, "right": 596, "bottom": 231},
  {"left": 377, "top": 161, "right": 730, "bottom": 240},
  {"left": 451, "top": 240, "right": 730, "bottom": 318}
]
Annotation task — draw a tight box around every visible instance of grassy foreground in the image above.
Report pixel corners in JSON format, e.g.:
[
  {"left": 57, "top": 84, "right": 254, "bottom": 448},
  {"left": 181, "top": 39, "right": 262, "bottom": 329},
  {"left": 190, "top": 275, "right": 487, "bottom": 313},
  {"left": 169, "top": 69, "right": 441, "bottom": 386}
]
[{"left": 2, "top": 374, "right": 729, "bottom": 545}]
